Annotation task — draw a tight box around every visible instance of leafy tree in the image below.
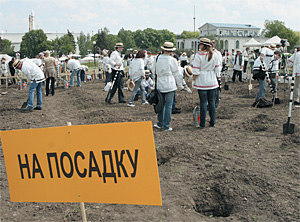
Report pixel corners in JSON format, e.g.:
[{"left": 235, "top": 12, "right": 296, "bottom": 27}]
[
  {"left": 77, "top": 32, "right": 91, "bottom": 57},
  {"left": 0, "top": 37, "right": 15, "bottom": 56},
  {"left": 117, "top": 28, "right": 136, "bottom": 52},
  {"left": 180, "top": 31, "right": 199, "bottom": 39},
  {"left": 262, "top": 20, "right": 300, "bottom": 49},
  {"left": 20, "top": 29, "right": 51, "bottom": 58},
  {"left": 67, "top": 29, "right": 76, "bottom": 51},
  {"left": 50, "top": 34, "right": 75, "bottom": 56}
]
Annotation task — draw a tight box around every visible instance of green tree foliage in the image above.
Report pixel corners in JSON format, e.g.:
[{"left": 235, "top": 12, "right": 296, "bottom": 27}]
[
  {"left": 51, "top": 34, "right": 75, "bottom": 56},
  {"left": 262, "top": 20, "right": 300, "bottom": 49},
  {"left": 67, "top": 29, "right": 76, "bottom": 50},
  {"left": 77, "top": 32, "right": 92, "bottom": 57},
  {"left": 117, "top": 28, "right": 136, "bottom": 52},
  {"left": 20, "top": 29, "right": 51, "bottom": 58},
  {"left": 0, "top": 37, "right": 15, "bottom": 56},
  {"left": 180, "top": 31, "right": 199, "bottom": 39}
]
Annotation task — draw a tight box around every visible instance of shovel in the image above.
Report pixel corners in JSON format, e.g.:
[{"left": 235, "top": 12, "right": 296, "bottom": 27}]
[
  {"left": 21, "top": 99, "right": 28, "bottom": 109},
  {"left": 283, "top": 48, "right": 297, "bottom": 134},
  {"left": 274, "top": 73, "right": 280, "bottom": 104},
  {"left": 224, "top": 67, "right": 229, "bottom": 90}
]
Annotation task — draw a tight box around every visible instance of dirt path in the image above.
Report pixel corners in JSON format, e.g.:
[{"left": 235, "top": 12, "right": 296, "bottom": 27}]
[{"left": 0, "top": 78, "right": 299, "bottom": 222}]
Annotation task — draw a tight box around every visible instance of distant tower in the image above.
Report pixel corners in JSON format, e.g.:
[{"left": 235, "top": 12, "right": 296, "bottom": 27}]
[
  {"left": 193, "top": 5, "right": 195, "bottom": 33},
  {"left": 29, "top": 10, "right": 35, "bottom": 31}
]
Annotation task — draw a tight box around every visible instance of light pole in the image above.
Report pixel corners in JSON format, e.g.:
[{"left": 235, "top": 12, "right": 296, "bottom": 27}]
[{"left": 93, "top": 41, "right": 96, "bottom": 69}]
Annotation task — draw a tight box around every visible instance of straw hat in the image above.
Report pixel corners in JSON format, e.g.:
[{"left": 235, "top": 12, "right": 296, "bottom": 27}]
[
  {"left": 115, "top": 42, "right": 124, "bottom": 48},
  {"left": 184, "top": 65, "right": 192, "bottom": 77},
  {"left": 236, "top": 49, "right": 241, "bottom": 53},
  {"left": 270, "top": 44, "right": 276, "bottom": 48},
  {"left": 182, "top": 52, "right": 187, "bottom": 56},
  {"left": 145, "top": 70, "right": 150, "bottom": 75},
  {"left": 199, "top": 38, "right": 212, "bottom": 46},
  {"left": 161, "top": 42, "right": 176, "bottom": 51},
  {"left": 128, "top": 79, "right": 135, "bottom": 91},
  {"left": 12, "top": 59, "right": 21, "bottom": 68},
  {"left": 133, "top": 50, "right": 138, "bottom": 53}
]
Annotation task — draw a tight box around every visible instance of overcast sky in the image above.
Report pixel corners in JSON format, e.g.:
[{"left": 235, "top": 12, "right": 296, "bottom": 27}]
[{"left": 0, "top": 0, "right": 299, "bottom": 35}]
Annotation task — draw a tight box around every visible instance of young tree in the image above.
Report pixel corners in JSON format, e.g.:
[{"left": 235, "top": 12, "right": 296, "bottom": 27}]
[
  {"left": 180, "top": 31, "right": 199, "bottom": 39},
  {"left": 20, "top": 29, "right": 51, "bottom": 58},
  {"left": 0, "top": 37, "right": 15, "bottom": 56},
  {"left": 262, "top": 20, "right": 300, "bottom": 49}
]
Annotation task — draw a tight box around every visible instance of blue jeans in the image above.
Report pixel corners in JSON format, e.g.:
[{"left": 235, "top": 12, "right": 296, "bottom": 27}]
[
  {"left": 157, "top": 91, "right": 175, "bottom": 130},
  {"left": 70, "top": 69, "right": 81, "bottom": 87},
  {"left": 128, "top": 77, "right": 146, "bottom": 104},
  {"left": 105, "top": 71, "right": 112, "bottom": 85},
  {"left": 215, "top": 88, "right": 220, "bottom": 108},
  {"left": 198, "top": 89, "right": 216, "bottom": 127},
  {"left": 28, "top": 80, "right": 43, "bottom": 108},
  {"left": 256, "top": 78, "right": 267, "bottom": 101}
]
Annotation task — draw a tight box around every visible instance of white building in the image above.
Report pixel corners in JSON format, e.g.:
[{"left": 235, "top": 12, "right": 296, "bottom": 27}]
[{"left": 176, "top": 23, "right": 269, "bottom": 52}]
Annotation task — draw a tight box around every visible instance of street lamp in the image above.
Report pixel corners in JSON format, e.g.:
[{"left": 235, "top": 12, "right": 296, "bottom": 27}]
[{"left": 93, "top": 41, "right": 96, "bottom": 69}]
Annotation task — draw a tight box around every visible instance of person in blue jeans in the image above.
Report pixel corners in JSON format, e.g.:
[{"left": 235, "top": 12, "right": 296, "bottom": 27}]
[
  {"left": 13, "top": 59, "right": 45, "bottom": 112},
  {"left": 65, "top": 58, "right": 82, "bottom": 87},
  {"left": 192, "top": 38, "right": 221, "bottom": 128},
  {"left": 152, "top": 42, "right": 183, "bottom": 131}
]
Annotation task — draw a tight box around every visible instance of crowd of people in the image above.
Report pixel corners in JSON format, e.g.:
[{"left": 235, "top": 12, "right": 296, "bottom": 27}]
[{"left": 1, "top": 39, "right": 299, "bottom": 131}]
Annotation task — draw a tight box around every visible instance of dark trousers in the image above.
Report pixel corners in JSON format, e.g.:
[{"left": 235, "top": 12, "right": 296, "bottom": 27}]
[
  {"left": 243, "top": 61, "right": 248, "bottom": 73},
  {"left": 46, "top": 77, "right": 55, "bottom": 96},
  {"left": 80, "top": 70, "right": 86, "bottom": 82},
  {"left": 232, "top": 69, "right": 242, "bottom": 82},
  {"left": 106, "top": 69, "right": 125, "bottom": 102}
]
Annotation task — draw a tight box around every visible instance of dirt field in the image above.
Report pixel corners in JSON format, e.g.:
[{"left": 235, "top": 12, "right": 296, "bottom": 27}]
[{"left": 0, "top": 74, "right": 299, "bottom": 222}]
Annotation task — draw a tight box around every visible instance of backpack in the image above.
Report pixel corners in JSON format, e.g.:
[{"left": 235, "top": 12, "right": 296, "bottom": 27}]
[{"left": 253, "top": 98, "right": 273, "bottom": 108}]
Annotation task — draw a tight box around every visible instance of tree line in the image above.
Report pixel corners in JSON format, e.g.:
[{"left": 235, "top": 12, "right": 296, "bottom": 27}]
[{"left": 0, "top": 20, "right": 299, "bottom": 58}]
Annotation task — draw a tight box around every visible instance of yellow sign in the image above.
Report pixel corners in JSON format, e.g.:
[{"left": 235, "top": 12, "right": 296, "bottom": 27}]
[{"left": 1, "top": 121, "right": 162, "bottom": 206}]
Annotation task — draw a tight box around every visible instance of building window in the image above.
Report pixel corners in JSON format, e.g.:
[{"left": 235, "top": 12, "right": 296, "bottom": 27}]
[
  {"left": 236, "top": 40, "right": 240, "bottom": 49},
  {"left": 225, "top": 40, "right": 228, "bottom": 50},
  {"left": 180, "top": 42, "right": 184, "bottom": 50}
]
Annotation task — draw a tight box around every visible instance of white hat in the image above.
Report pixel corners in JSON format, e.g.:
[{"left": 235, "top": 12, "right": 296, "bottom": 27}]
[
  {"left": 115, "top": 42, "right": 124, "bottom": 48},
  {"left": 161, "top": 42, "right": 176, "bottom": 51}
]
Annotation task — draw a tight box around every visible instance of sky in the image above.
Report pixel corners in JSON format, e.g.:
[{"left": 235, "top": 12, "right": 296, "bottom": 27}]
[{"left": 0, "top": 0, "right": 299, "bottom": 35}]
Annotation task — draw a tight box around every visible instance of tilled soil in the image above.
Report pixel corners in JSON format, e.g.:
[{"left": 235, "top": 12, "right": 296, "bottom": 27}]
[{"left": 0, "top": 76, "right": 299, "bottom": 222}]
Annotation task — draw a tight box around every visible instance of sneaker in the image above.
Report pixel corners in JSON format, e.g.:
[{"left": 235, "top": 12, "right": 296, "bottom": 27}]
[
  {"left": 294, "top": 101, "right": 300, "bottom": 105},
  {"left": 21, "top": 107, "right": 33, "bottom": 112},
  {"left": 153, "top": 124, "right": 161, "bottom": 129},
  {"left": 164, "top": 128, "right": 173, "bottom": 131},
  {"left": 127, "top": 103, "right": 135, "bottom": 107},
  {"left": 142, "top": 101, "right": 149, "bottom": 105},
  {"left": 34, "top": 107, "right": 42, "bottom": 110}
]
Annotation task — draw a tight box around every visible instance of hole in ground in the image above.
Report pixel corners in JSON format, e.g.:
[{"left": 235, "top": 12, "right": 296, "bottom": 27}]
[{"left": 194, "top": 184, "right": 235, "bottom": 217}]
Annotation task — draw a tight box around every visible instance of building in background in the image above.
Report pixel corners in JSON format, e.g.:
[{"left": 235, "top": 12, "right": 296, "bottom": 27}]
[{"left": 176, "top": 23, "right": 269, "bottom": 52}]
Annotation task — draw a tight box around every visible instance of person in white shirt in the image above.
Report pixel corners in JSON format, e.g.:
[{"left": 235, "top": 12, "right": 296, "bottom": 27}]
[
  {"left": 288, "top": 46, "right": 300, "bottom": 105},
  {"left": 189, "top": 50, "right": 195, "bottom": 67},
  {"left": 13, "top": 59, "right": 45, "bottom": 112},
  {"left": 211, "top": 40, "right": 222, "bottom": 107},
  {"left": 152, "top": 42, "right": 183, "bottom": 131},
  {"left": 232, "top": 49, "right": 244, "bottom": 82},
  {"left": 192, "top": 38, "right": 221, "bottom": 128},
  {"left": 65, "top": 58, "right": 82, "bottom": 87},
  {"left": 103, "top": 52, "right": 112, "bottom": 85},
  {"left": 269, "top": 51, "right": 281, "bottom": 93},
  {"left": 243, "top": 47, "right": 249, "bottom": 74},
  {"left": 105, "top": 42, "right": 126, "bottom": 104},
  {"left": 179, "top": 52, "right": 188, "bottom": 67},
  {"left": 145, "top": 51, "right": 154, "bottom": 76},
  {"left": 127, "top": 50, "right": 148, "bottom": 107}
]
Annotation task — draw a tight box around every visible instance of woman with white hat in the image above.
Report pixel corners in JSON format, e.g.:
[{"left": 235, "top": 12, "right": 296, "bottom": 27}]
[
  {"left": 192, "top": 38, "right": 221, "bottom": 128},
  {"left": 127, "top": 50, "right": 148, "bottom": 107},
  {"left": 152, "top": 42, "right": 183, "bottom": 131}
]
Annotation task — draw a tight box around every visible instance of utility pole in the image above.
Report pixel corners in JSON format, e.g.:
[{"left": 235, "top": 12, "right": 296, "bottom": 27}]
[{"left": 193, "top": 4, "right": 195, "bottom": 33}]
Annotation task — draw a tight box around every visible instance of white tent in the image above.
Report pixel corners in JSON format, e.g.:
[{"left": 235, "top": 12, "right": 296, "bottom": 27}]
[
  {"left": 69, "top": 54, "right": 81, "bottom": 58},
  {"left": 59, "top": 56, "right": 68, "bottom": 61},
  {"left": 87, "top": 53, "right": 100, "bottom": 58},
  {"left": 243, "top": 38, "right": 262, "bottom": 47},
  {"left": 263, "top": 36, "right": 281, "bottom": 46},
  {"left": 80, "top": 56, "right": 94, "bottom": 62},
  {"left": 0, "top": 54, "right": 12, "bottom": 61}
]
